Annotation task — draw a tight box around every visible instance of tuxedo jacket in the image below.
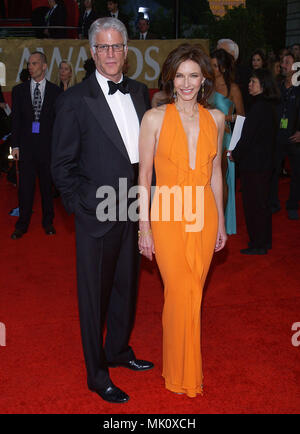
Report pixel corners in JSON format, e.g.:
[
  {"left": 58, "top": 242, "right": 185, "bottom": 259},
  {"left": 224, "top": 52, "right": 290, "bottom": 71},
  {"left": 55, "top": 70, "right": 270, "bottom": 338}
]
[
  {"left": 78, "top": 9, "right": 98, "bottom": 38},
  {"left": 11, "top": 80, "right": 62, "bottom": 163},
  {"left": 51, "top": 72, "right": 151, "bottom": 237}
]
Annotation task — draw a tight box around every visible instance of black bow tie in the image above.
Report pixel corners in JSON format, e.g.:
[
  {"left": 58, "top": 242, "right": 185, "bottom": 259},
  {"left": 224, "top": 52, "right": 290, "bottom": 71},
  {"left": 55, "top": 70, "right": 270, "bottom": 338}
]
[{"left": 107, "top": 78, "right": 129, "bottom": 95}]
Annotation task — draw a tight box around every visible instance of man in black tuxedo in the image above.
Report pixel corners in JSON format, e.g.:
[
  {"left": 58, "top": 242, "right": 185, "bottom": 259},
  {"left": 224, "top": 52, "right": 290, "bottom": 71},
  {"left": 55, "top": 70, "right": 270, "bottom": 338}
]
[
  {"left": 11, "top": 52, "right": 62, "bottom": 240},
  {"left": 44, "top": 0, "right": 67, "bottom": 39},
  {"left": 51, "top": 17, "right": 153, "bottom": 404},
  {"left": 78, "top": 0, "right": 97, "bottom": 39}
]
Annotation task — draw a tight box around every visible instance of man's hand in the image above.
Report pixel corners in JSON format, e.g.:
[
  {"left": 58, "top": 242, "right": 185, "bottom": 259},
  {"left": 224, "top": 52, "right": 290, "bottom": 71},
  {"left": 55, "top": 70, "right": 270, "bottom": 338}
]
[
  {"left": 12, "top": 148, "right": 19, "bottom": 160},
  {"left": 0, "top": 102, "right": 6, "bottom": 109},
  {"left": 290, "top": 131, "right": 300, "bottom": 143}
]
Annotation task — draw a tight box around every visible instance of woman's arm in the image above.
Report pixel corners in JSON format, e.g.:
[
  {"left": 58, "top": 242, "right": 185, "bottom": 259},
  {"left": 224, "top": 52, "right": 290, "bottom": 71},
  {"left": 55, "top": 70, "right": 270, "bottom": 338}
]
[
  {"left": 227, "top": 83, "right": 245, "bottom": 122},
  {"left": 210, "top": 109, "right": 228, "bottom": 251},
  {"left": 138, "top": 108, "right": 162, "bottom": 260}
]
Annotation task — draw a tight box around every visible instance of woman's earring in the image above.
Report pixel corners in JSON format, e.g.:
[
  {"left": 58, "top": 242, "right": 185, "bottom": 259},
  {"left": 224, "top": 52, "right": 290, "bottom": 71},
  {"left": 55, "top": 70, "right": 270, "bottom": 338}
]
[
  {"left": 173, "top": 89, "right": 177, "bottom": 101},
  {"left": 201, "top": 84, "right": 205, "bottom": 99}
]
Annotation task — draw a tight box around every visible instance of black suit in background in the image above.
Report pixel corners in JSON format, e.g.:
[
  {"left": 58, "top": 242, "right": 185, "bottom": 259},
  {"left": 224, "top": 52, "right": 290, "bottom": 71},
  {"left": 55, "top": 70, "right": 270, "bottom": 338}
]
[
  {"left": 45, "top": 4, "right": 67, "bottom": 38},
  {"left": 232, "top": 94, "right": 278, "bottom": 250},
  {"left": 133, "top": 32, "right": 158, "bottom": 40},
  {"left": 78, "top": 8, "right": 98, "bottom": 39},
  {"left": 270, "top": 82, "right": 300, "bottom": 213},
  {"left": 51, "top": 73, "right": 150, "bottom": 390},
  {"left": 11, "top": 80, "right": 62, "bottom": 232},
  {"left": 0, "top": 0, "right": 6, "bottom": 18}
]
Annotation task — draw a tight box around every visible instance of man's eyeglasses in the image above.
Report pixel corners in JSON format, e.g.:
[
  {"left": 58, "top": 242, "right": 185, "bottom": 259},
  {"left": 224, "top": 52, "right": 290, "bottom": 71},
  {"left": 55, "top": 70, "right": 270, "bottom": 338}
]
[{"left": 93, "top": 44, "right": 125, "bottom": 53}]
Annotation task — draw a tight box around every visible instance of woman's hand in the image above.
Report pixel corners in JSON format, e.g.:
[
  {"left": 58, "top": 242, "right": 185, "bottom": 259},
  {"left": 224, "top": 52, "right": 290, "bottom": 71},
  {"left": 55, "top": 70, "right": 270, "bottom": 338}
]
[
  {"left": 12, "top": 148, "right": 19, "bottom": 160},
  {"left": 138, "top": 229, "right": 155, "bottom": 261},
  {"left": 215, "top": 225, "right": 227, "bottom": 252}
]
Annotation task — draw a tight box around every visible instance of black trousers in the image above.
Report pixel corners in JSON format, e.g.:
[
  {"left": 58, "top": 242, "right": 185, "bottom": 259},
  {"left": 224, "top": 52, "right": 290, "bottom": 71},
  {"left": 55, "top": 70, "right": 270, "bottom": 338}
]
[
  {"left": 240, "top": 170, "right": 272, "bottom": 249},
  {"left": 15, "top": 158, "right": 54, "bottom": 232},
  {"left": 270, "top": 142, "right": 300, "bottom": 210},
  {"left": 75, "top": 218, "right": 140, "bottom": 390}
]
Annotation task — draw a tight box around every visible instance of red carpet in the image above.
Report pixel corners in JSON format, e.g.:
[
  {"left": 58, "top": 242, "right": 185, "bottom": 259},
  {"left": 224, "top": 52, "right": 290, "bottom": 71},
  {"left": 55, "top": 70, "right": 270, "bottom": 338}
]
[{"left": 0, "top": 174, "right": 299, "bottom": 414}]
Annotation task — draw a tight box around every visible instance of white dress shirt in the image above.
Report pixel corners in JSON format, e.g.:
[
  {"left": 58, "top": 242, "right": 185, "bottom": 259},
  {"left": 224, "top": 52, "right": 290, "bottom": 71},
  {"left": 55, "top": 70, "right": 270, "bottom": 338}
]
[
  {"left": 140, "top": 32, "right": 147, "bottom": 40},
  {"left": 46, "top": 4, "right": 57, "bottom": 24},
  {"left": 95, "top": 70, "right": 140, "bottom": 164},
  {"left": 83, "top": 9, "right": 91, "bottom": 20}
]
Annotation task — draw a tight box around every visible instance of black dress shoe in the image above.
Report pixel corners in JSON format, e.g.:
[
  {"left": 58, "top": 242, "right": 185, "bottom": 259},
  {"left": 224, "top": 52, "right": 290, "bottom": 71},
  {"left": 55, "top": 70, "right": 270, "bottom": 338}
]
[
  {"left": 248, "top": 242, "right": 272, "bottom": 250},
  {"left": 108, "top": 359, "right": 154, "bottom": 371},
  {"left": 240, "top": 247, "right": 267, "bottom": 255},
  {"left": 44, "top": 225, "right": 56, "bottom": 235},
  {"left": 11, "top": 229, "right": 25, "bottom": 240},
  {"left": 90, "top": 384, "right": 129, "bottom": 404}
]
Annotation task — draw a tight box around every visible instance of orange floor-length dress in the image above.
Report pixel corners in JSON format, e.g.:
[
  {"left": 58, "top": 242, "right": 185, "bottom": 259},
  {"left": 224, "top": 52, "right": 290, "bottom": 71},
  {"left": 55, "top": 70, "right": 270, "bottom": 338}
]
[{"left": 151, "top": 103, "right": 219, "bottom": 397}]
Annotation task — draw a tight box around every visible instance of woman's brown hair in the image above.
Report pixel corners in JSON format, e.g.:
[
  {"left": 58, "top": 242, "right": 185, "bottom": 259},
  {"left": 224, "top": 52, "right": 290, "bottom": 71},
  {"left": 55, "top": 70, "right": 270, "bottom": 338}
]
[{"left": 161, "top": 43, "right": 215, "bottom": 107}]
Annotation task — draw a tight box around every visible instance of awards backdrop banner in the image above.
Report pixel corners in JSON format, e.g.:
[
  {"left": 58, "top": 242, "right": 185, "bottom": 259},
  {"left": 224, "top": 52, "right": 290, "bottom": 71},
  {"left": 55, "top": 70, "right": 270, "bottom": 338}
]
[{"left": 0, "top": 38, "right": 209, "bottom": 91}]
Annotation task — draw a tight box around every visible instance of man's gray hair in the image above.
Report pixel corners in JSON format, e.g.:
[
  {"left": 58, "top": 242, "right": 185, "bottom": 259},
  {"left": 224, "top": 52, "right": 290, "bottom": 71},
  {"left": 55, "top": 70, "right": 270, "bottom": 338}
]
[
  {"left": 217, "top": 39, "right": 239, "bottom": 61},
  {"left": 89, "top": 17, "right": 128, "bottom": 52}
]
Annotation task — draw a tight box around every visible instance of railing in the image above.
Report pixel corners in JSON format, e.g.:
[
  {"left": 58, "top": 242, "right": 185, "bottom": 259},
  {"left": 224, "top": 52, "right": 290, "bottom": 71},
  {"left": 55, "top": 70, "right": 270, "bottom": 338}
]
[{"left": 0, "top": 26, "right": 79, "bottom": 38}]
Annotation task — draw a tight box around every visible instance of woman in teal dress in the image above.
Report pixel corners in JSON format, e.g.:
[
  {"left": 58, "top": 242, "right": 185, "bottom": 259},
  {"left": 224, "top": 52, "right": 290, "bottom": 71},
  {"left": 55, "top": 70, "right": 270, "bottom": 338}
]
[{"left": 211, "top": 49, "right": 245, "bottom": 235}]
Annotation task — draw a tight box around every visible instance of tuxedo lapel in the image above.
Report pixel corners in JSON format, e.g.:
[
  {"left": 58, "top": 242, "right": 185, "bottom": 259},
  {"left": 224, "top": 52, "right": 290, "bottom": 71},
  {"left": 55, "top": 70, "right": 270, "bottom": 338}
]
[{"left": 84, "top": 74, "right": 131, "bottom": 163}]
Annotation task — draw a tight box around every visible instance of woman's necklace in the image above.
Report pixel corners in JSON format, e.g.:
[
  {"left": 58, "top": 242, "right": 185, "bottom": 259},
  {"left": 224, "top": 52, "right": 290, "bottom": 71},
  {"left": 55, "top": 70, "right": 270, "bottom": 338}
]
[{"left": 175, "top": 103, "right": 198, "bottom": 120}]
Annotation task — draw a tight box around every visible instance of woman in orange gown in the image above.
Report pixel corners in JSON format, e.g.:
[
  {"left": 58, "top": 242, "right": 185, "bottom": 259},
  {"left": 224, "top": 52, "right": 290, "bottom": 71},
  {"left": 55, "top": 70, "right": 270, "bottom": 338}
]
[{"left": 138, "top": 44, "right": 227, "bottom": 397}]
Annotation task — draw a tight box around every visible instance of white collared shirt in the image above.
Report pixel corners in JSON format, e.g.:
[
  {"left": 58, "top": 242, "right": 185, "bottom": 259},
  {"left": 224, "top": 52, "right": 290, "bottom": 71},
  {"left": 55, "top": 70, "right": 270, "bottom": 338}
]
[
  {"left": 46, "top": 3, "right": 57, "bottom": 22},
  {"left": 84, "top": 9, "right": 91, "bottom": 19},
  {"left": 95, "top": 70, "right": 140, "bottom": 164},
  {"left": 140, "top": 32, "right": 147, "bottom": 40},
  {"left": 30, "top": 77, "right": 46, "bottom": 105},
  {"left": 111, "top": 11, "right": 119, "bottom": 18}
]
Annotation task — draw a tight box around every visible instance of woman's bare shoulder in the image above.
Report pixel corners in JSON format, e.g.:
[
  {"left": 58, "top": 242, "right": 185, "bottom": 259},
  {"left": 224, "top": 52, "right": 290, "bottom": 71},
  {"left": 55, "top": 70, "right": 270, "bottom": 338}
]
[
  {"left": 143, "top": 104, "right": 167, "bottom": 124},
  {"left": 207, "top": 108, "right": 225, "bottom": 127}
]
